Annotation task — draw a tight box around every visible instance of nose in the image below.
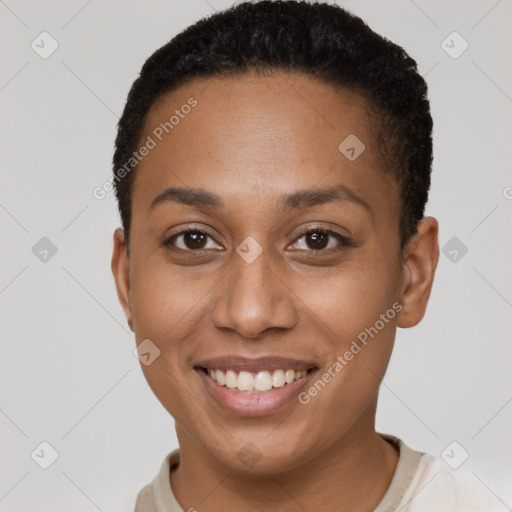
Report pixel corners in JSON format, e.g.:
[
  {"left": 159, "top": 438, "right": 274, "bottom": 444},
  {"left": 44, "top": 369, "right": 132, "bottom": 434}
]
[{"left": 211, "top": 249, "right": 298, "bottom": 339}]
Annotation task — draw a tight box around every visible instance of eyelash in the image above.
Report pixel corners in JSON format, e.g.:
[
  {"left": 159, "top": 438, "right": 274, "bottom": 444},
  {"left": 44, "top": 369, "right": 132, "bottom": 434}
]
[{"left": 163, "top": 225, "right": 353, "bottom": 255}]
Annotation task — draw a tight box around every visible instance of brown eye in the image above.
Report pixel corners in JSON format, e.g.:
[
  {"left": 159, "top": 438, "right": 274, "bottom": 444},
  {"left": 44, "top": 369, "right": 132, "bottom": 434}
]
[
  {"left": 182, "top": 231, "right": 207, "bottom": 249},
  {"left": 165, "top": 229, "right": 223, "bottom": 252},
  {"left": 291, "top": 227, "right": 351, "bottom": 253},
  {"left": 305, "top": 231, "right": 329, "bottom": 250}
]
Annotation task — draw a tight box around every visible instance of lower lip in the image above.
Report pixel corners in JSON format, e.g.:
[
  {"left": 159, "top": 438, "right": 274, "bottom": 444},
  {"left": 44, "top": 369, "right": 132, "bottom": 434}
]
[{"left": 195, "top": 368, "right": 318, "bottom": 416}]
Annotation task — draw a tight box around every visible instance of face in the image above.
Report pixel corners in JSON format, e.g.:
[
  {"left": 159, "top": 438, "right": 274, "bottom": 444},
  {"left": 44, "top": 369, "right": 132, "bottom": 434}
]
[{"left": 112, "top": 72, "right": 437, "bottom": 473}]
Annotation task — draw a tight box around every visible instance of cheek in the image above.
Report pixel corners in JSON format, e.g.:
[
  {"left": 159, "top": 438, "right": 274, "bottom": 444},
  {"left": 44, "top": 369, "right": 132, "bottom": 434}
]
[
  {"left": 290, "top": 282, "right": 397, "bottom": 450},
  {"left": 292, "top": 258, "right": 399, "bottom": 421},
  {"left": 128, "top": 259, "right": 207, "bottom": 417},
  {"left": 129, "top": 255, "right": 212, "bottom": 339},
  {"left": 292, "top": 259, "right": 400, "bottom": 345},
  {"left": 298, "top": 274, "right": 398, "bottom": 390}
]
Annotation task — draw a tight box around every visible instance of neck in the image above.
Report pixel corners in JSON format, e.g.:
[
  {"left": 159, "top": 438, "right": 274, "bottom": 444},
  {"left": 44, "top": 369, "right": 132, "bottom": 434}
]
[{"left": 170, "top": 404, "right": 399, "bottom": 512}]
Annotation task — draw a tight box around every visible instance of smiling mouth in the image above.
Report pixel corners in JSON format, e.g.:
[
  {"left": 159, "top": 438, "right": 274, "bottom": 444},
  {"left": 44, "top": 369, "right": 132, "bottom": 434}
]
[{"left": 197, "top": 366, "right": 318, "bottom": 393}]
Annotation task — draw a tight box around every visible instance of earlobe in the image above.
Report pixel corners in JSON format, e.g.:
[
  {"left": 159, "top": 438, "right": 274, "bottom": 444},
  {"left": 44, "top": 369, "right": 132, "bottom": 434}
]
[
  {"left": 397, "top": 217, "right": 440, "bottom": 328},
  {"left": 111, "top": 228, "right": 134, "bottom": 331}
]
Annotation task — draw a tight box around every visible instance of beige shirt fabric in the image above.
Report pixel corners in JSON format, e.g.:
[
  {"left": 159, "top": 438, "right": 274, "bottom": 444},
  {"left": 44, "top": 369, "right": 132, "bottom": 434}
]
[{"left": 133, "top": 434, "right": 501, "bottom": 511}]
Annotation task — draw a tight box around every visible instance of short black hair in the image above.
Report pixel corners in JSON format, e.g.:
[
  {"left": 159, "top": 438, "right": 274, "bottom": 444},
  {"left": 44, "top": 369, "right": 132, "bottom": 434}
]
[{"left": 113, "top": 0, "right": 433, "bottom": 249}]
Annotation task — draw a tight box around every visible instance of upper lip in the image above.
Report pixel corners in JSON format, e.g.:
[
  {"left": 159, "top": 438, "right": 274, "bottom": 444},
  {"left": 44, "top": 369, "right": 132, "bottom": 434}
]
[{"left": 194, "top": 356, "right": 318, "bottom": 372}]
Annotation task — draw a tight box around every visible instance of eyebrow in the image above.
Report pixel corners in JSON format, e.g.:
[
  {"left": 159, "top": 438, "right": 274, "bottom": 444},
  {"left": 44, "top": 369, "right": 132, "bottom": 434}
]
[{"left": 151, "top": 183, "right": 371, "bottom": 213}]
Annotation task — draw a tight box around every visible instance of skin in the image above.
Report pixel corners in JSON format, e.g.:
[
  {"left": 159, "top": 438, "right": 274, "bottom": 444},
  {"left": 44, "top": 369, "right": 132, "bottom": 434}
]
[{"left": 112, "top": 72, "right": 439, "bottom": 511}]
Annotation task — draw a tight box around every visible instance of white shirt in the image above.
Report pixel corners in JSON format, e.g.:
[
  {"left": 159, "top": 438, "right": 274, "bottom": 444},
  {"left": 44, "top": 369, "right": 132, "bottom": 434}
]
[{"left": 134, "top": 434, "right": 506, "bottom": 511}]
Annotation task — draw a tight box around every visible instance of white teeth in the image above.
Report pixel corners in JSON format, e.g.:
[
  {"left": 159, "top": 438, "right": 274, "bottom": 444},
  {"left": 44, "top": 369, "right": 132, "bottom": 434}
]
[
  {"left": 215, "top": 369, "right": 226, "bottom": 386},
  {"left": 237, "top": 371, "right": 254, "bottom": 391},
  {"left": 272, "top": 369, "right": 285, "bottom": 388},
  {"left": 205, "top": 368, "right": 310, "bottom": 392},
  {"left": 254, "top": 371, "right": 272, "bottom": 391},
  {"left": 225, "top": 370, "right": 238, "bottom": 389}
]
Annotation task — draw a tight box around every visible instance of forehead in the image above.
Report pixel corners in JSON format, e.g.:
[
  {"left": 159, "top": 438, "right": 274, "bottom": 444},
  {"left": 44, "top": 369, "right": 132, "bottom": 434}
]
[{"left": 133, "top": 72, "right": 398, "bottom": 218}]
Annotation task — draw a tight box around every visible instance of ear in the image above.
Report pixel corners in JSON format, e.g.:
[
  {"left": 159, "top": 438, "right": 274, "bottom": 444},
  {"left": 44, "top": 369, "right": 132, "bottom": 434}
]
[
  {"left": 397, "top": 217, "right": 440, "bottom": 328},
  {"left": 111, "top": 228, "right": 133, "bottom": 331}
]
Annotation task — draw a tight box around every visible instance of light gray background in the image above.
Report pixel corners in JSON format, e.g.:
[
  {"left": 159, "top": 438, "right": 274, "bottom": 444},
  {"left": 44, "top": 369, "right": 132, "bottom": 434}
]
[{"left": 1, "top": 0, "right": 511, "bottom": 510}]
